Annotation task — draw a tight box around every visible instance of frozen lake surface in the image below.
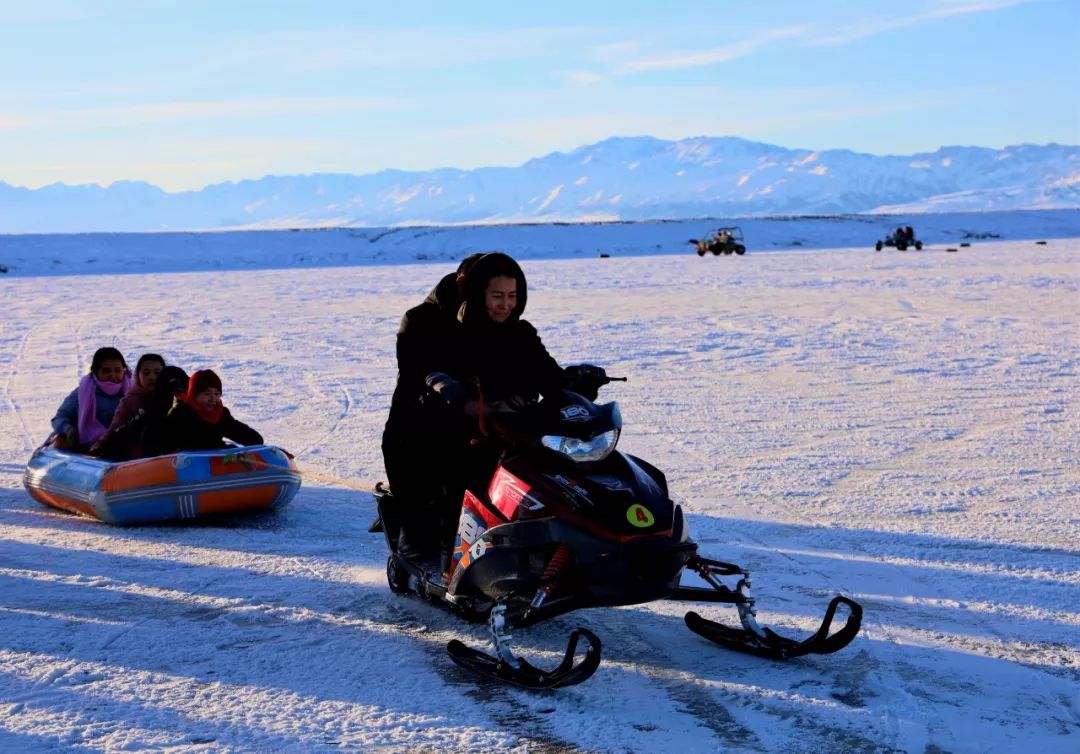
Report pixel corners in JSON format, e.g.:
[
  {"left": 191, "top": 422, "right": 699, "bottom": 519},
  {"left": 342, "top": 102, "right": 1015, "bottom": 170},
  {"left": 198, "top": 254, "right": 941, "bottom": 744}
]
[{"left": 0, "top": 236, "right": 1077, "bottom": 752}]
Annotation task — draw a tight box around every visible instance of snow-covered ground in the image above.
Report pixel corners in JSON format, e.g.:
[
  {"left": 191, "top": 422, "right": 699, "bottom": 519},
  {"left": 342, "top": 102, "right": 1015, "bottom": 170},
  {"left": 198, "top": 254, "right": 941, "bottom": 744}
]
[{"left": 0, "top": 235, "right": 1077, "bottom": 752}]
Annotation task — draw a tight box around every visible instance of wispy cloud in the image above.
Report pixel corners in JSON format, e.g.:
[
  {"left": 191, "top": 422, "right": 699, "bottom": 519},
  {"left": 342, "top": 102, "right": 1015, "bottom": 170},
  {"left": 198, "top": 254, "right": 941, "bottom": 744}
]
[
  {"left": 7, "top": 136, "right": 338, "bottom": 190},
  {"left": 591, "top": 41, "right": 642, "bottom": 62},
  {"left": 617, "top": 26, "right": 810, "bottom": 73},
  {"left": 2, "top": 2, "right": 101, "bottom": 25},
  {"left": 26, "top": 159, "right": 252, "bottom": 181},
  {"left": 573, "top": 1, "right": 1035, "bottom": 80},
  {"left": 209, "top": 25, "right": 598, "bottom": 76},
  {"left": 0, "top": 96, "right": 407, "bottom": 131},
  {"left": 559, "top": 26, "right": 809, "bottom": 87},
  {"left": 562, "top": 70, "right": 607, "bottom": 87},
  {"left": 807, "top": 0, "right": 1036, "bottom": 46},
  {"left": 0, "top": 114, "right": 35, "bottom": 130}
]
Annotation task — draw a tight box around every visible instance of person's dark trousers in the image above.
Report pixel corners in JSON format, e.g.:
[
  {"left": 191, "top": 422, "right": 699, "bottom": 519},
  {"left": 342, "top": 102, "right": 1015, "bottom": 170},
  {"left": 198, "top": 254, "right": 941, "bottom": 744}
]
[{"left": 382, "top": 429, "right": 445, "bottom": 560}]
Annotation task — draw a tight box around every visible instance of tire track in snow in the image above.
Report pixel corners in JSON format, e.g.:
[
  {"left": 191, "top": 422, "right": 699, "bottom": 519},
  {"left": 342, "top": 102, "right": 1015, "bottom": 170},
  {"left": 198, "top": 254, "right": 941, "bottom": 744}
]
[
  {"left": 822, "top": 407, "right": 1045, "bottom": 500},
  {"left": 1, "top": 329, "right": 36, "bottom": 454},
  {"left": 597, "top": 615, "right": 761, "bottom": 751},
  {"left": 291, "top": 373, "right": 354, "bottom": 460}
]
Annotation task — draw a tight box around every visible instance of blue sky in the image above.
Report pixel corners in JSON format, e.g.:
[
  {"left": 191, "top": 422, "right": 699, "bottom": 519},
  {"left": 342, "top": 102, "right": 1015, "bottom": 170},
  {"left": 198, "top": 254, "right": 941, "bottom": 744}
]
[{"left": 1, "top": 0, "right": 1077, "bottom": 190}]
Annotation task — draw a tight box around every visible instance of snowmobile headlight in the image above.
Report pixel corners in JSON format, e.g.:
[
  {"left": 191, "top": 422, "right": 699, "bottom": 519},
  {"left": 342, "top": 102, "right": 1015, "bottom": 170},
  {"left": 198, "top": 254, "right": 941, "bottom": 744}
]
[{"left": 541, "top": 429, "right": 619, "bottom": 463}]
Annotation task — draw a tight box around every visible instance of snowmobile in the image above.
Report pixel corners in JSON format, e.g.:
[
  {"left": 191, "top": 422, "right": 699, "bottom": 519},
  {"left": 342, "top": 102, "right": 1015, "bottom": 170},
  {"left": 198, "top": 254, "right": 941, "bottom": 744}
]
[{"left": 374, "top": 366, "right": 862, "bottom": 689}]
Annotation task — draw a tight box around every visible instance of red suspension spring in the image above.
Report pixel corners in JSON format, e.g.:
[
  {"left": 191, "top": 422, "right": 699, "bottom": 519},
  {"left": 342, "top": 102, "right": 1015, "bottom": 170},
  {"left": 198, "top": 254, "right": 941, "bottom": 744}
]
[{"left": 540, "top": 544, "right": 573, "bottom": 590}]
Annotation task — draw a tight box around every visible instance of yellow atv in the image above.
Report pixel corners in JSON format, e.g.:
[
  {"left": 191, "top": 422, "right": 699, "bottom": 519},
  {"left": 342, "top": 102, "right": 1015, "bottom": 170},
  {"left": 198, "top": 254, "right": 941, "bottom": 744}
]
[{"left": 690, "top": 226, "right": 746, "bottom": 256}]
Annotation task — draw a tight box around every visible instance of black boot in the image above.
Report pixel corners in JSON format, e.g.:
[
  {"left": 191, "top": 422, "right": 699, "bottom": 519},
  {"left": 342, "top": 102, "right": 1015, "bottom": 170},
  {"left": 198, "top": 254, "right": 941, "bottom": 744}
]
[
  {"left": 396, "top": 524, "right": 438, "bottom": 562},
  {"left": 440, "top": 546, "right": 453, "bottom": 580}
]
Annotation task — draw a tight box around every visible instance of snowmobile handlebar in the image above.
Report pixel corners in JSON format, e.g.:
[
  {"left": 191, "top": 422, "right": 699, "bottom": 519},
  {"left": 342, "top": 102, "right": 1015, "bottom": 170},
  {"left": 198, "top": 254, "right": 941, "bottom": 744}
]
[
  {"left": 563, "top": 364, "right": 625, "bottom": 400},
  {"left": 564, "top": 364, "right": 625, "bottom": 385}
]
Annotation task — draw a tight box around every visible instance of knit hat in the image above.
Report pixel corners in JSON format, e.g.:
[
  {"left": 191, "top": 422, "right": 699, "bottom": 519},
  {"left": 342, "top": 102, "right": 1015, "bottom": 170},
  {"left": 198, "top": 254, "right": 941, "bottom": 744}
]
[
  {"left": 188, "top": 369, "right": 223, "bottom": 397},
  {"left": 157, "top": 366, "right": 188, "bottom": 394}
]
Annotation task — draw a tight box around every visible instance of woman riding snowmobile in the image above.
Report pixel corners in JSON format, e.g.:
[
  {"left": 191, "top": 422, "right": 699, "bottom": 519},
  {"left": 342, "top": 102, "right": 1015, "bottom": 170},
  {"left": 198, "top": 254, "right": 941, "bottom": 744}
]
[{"left": 422, "top": 252, "right": 570, "bottom": 575}]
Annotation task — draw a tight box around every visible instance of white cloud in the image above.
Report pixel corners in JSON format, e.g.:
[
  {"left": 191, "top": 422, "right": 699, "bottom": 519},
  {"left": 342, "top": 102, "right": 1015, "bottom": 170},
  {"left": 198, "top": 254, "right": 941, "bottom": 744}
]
[
  {"left": 563, "top": 70, "right": 606, "bottom": 87},
  {"left": 0, "top": 114, "right": 34, "bottom": 130},
  {"left": 213, "top": 26, "right": 598, "bottom": 75},
  {"left": 591, "top": 41, "right": 642, "bottom": 62},
  {"left": 2, "top": 96, "right": 405, "bottom": 130},
  {"left": 617, "top": 26, "right": 810, "bottom": 73},
  {"left": 2, "top": 136, "right": 336, "bottom": 190},
  {"left": 808, "top": 0, "right": 1036, "bottom": 46},
  {"left": 588, "top": 1, "right": 1034, "bottom": 78}
]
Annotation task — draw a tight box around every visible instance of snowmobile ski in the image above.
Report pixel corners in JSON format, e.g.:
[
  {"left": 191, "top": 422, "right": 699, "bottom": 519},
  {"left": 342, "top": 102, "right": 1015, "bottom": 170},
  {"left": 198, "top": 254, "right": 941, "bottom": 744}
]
[
  {"left": 446, "top": 629, "right": 601, "bottom": 689},
  {"left": 676, "top": 556, "right": 862, "bottom": 659},
  {"left": 685, "top": 595, "right": 862, "bottom": 660},
  {"left": 446, "top": 604, "right": 601, "bottom": 689}
]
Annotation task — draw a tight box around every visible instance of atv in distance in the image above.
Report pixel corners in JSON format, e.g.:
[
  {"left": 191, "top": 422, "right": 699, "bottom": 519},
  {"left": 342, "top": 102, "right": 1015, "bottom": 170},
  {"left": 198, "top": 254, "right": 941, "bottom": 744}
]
[
  {"left": 876, "top": 225, "right": 923, "bottom": 251},
  {"left": 690, "top": 226, "right": 746, "bottom": 256}
]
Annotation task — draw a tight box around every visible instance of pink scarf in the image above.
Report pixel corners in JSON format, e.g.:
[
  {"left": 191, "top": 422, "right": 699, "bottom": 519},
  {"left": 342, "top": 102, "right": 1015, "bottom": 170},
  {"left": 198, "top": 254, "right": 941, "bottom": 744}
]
[{"left": 77, "top": 372, "right": 131, "bottom": 445}]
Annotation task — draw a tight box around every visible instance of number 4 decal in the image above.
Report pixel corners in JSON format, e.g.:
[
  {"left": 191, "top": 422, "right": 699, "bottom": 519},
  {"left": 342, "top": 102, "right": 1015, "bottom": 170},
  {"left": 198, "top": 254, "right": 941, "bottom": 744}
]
[{"left": 626, "top": 504, "right": 655, "bottom": 528}]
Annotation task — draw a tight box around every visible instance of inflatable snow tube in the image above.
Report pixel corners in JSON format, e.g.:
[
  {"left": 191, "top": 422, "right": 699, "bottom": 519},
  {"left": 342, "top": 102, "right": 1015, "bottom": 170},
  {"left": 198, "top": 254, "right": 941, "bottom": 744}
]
[{"left": 23, "top": 445, "right": 301, "bottom": 525}]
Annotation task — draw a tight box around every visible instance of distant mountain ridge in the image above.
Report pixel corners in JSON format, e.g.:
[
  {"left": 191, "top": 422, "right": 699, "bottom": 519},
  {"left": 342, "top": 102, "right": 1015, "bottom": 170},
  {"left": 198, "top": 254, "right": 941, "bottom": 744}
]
[{"left": 2, "top": 136, "right": 1078, "bottom": 233}]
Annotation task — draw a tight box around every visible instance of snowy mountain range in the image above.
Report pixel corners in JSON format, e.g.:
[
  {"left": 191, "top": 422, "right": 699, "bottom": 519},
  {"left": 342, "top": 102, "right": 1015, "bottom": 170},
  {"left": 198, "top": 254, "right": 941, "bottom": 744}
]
[{"left": 2, "top": 136, "right": 1078, "bottom": 233}]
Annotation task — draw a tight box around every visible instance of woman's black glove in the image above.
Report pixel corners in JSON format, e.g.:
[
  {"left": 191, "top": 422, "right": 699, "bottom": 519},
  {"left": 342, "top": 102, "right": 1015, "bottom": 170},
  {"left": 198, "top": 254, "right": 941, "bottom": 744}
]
[
  {"left": 425, "top": 372, "right": 466, "bottom": 406},
  {"left": 563, "top": 364, "right": 608, "bottom": 401}
]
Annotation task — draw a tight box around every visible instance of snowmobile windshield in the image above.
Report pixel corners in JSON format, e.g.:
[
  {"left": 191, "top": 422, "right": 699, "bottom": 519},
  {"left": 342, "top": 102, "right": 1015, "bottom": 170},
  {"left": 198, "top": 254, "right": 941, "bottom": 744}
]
[
  {"left": 483, "top": 390, "right": 622, "bottom": 462},
  {"left": 486, "top": 391, "right": 620, "bottom": 439}
]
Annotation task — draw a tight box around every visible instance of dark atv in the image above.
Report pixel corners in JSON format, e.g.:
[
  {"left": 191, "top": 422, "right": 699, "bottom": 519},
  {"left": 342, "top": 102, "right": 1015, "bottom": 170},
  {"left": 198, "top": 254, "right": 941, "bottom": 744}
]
[
  {"left": 690, "top": 226, "right": 746, "bottom": 256},
  {"left": 876, "top": 226, "right": 923, "bottom": 251},
  {"left": 374, "top": 366, "right": 862, "bottom": 689}
]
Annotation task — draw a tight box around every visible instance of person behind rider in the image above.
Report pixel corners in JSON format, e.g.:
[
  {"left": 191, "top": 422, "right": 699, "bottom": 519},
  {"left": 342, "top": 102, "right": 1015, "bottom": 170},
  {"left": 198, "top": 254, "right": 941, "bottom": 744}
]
[
  {"left": 138, "top": 366, "right": 191, "bottom": 457},
  {"left": 424, "top": 252, "right": 569, "bottom": 573},
  {"left": 382, "top": 253, "right": 484, "bottom": 560},
  {"left": 90, "top": 352, "right": 166, "bottom": 460},
  {"left": 161, "top": 369, "right": 263, "bottom": 451},
  {"left": 50, "top": 346, "right": 132, "bottom": 453}
]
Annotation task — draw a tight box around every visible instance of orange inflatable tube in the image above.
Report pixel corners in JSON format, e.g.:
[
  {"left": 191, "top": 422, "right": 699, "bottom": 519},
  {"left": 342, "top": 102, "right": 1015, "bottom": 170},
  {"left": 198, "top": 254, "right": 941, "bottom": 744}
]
[{"left": 24, "top": 445, "right": 301, "bottom": 524}]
